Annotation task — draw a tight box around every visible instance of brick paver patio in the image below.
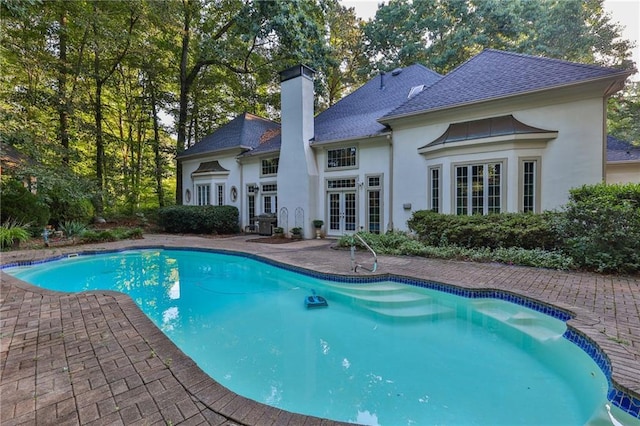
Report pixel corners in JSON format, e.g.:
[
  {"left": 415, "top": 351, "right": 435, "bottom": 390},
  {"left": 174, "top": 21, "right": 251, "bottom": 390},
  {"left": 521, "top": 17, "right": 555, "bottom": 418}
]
[{"left": 1, "top": 234, "right": 639, "bottom": 425}]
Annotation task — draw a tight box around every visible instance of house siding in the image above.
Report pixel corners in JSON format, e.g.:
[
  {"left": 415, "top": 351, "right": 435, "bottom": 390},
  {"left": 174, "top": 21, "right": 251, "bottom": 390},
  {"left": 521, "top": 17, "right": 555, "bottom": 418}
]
[{"left": 391, "top": 95, "right": 605, "bottom": 225}]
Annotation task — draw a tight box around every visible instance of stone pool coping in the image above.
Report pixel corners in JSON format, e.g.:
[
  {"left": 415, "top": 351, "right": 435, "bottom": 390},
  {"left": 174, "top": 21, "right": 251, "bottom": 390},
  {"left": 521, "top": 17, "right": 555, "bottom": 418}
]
[{"left": 1, "top": 234, "right": 639, "bottom": 424}]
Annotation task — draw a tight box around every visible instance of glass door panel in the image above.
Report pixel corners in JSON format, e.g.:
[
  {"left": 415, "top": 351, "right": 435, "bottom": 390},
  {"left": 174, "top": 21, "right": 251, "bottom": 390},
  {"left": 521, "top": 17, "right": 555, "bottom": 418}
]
[
  {"left": 329, "top": 193, "right": 341, "bottom": 231},
  {"left": 345, "top": 193, "right": 356, "bottom": 231}
]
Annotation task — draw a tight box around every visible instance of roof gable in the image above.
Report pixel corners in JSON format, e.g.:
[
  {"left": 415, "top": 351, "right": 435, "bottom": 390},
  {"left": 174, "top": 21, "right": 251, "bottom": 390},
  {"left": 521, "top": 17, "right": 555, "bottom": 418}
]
[
  {"left": 384, "top": 49, "right": 630, "bottom": 120},
  {"left": 178, "top": 112, "right": 280, "bottom": 159}
]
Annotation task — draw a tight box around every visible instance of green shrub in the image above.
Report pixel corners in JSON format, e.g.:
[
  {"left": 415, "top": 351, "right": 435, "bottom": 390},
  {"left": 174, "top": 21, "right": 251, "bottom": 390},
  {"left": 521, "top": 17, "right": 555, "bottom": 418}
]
[
  {"left": 553, "top": 183, "right": 640, "bottom": 273},
  {"left": 158, "top": 205, "right": 239, "bottom": 234},
  {"left": 407, "top": 211, "right": 559, "bottom": 250},
  {"left": 568, "top": 182, "right": 640, "bottom": 205},
  {"left": 338, "top": 231, "right": 574, "bottom": 270},
  {"left": 80, "top": 230, "right": 117, "bottom": 243},
  {"left": 0, "top": 178, "right": 50, "bottom": 226},
  {"left": 0, "top": 219, "right": 31, "bottom": 249}
]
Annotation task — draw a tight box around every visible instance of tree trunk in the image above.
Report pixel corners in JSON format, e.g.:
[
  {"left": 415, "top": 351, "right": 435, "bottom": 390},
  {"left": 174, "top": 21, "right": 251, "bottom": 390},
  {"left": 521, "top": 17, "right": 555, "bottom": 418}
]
[
  {"left": 58, "top": 9, "right": 70, "bottom": 166},
  {"left": 149, "top": 82, "right": 165, "bottom": 207},
  {"left": 175, "top": 6, "right": 191, "bottom": 205},
  {"left": 94, "top": 81, "right": 105, "bottom": 215}
]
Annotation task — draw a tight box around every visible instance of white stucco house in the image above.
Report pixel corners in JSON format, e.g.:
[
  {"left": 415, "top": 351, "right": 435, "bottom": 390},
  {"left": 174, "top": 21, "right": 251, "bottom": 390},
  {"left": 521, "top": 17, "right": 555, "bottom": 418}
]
[{"left": 177, "top": 49, "right": 633, "bottom": 238}]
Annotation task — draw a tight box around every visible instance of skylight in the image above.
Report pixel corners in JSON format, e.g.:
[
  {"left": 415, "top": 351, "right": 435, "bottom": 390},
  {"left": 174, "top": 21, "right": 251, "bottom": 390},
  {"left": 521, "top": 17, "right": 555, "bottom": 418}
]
[{"left": 407, "top": 85, "right": 425, "bottom": 99}]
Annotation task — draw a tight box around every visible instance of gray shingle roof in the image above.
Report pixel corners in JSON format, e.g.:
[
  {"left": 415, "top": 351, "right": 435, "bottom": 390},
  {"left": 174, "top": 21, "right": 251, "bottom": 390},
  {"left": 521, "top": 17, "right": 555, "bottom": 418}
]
[
  {"left": 313, "top": 64, "right": 442, "bottom": 143},
  {"left": 241, "top": 64, "right": 442, "bottom": 157},
  {"left": 383, "top": 49, "right": 631, "bottom": 120},
  {"left": 607, "top": 135, "right": 640, "bottom": 162},
  {"left": 177, "top": 113, "right": 280, "bottom": 159}
]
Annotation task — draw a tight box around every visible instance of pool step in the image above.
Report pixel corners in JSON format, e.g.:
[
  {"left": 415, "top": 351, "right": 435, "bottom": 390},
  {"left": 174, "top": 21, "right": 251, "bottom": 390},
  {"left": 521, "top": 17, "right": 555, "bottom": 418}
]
[
  {"left": 368, "top": 303, "right": 456, "bottom": 319},
  {"left": 472, "top": 300, "right": 566, "bottom": 341},
  {"left": 325, "top": 282, "right": 455, "bottom": 319}
]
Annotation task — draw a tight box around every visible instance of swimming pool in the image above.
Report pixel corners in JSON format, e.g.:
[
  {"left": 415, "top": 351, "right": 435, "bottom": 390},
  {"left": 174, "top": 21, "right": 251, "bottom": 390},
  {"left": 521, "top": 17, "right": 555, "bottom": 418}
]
[{"left": 3, "top": 248, "right": 638, "bottom": 425}]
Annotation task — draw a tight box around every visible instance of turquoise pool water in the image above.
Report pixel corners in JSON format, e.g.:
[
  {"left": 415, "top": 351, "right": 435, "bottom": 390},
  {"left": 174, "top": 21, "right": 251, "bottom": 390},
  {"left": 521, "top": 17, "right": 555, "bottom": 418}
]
[{"left": 4, "top": 249, "right": 636, "bottom": 425}]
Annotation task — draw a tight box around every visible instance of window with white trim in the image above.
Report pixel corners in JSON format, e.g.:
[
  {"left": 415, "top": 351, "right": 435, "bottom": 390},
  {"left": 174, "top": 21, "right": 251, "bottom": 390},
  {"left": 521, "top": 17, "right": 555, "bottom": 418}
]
[
  {"left": 520, "top": 159, "right": 540, "bottom": 213},
  {"left": 428, "top": 166, "right": 441, "bottom": 213},
  {"left": 261, "top": 157, "right": 279, "bottom": 176},
  {"left": 261, "top": 183, "right": 277, "bottom": 214},
  {"left": 366, "top": 175, "right": 382, "bottom": 234},
  {"left": 215, "top": 183, "right": 225, "bottom": 206},
  {"left": 455, "top": 162, "right": 502, "bottom": 215},
  {"left": 196, "top": 184, "right": 210, "bottom": 206},
  {"left": 327, "top": 146, "right": 357, "bottom": 169}
]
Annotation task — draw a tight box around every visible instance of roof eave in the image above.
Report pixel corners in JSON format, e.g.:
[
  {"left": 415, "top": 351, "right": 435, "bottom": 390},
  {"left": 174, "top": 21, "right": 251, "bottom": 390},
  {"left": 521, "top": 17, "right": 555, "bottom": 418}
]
[
  {"left": 311, "top": 132, "right": 392, "bottom": 148},
  {"left": 177, "top": 146, "right": 250, "bottom": 161}
]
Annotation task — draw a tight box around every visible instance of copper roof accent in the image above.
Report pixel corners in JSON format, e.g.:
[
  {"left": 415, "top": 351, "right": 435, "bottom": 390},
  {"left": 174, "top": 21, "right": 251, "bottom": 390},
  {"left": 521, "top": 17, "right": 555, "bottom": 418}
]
[
  {"left": 191, "top": 160, "right": 229, "bottom": 175},
  {"left": 422, "top": 115, "right": 557, "bottom": 149},
  {"left": 260, "top": 128, "right": 281, "bottom": 144}
]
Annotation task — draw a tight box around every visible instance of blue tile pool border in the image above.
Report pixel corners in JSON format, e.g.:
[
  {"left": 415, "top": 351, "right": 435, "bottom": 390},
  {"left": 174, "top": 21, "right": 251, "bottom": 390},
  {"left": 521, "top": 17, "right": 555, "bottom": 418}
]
[{"left": 2, "top": 245, "right": 639, "bottom": 420}]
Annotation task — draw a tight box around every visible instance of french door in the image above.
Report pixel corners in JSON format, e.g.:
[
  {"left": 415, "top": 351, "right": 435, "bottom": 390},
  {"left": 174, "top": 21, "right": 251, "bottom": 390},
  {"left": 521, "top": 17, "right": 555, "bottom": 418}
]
[{"left": 328, "top": 192, "right": 357, "bottom": 234}]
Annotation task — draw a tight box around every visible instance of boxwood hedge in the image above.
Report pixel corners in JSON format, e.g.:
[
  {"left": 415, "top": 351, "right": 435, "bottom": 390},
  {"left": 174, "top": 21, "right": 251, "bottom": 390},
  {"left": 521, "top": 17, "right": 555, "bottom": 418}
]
[{"left": 158, "top": 205, "right": 239, "bottom": 234}]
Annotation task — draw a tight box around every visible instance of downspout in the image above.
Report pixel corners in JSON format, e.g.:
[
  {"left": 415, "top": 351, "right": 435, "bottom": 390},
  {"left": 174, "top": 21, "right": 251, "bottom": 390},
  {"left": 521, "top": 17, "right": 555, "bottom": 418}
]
[
  {"left": 602, "top": 97, "right": 608, "bottom": 182},
  {"left": 387, "top": 134, "right": 394, "bottom": 231},
  {"left": 237, "top": 156, "right": 244, "bottom": 228}
]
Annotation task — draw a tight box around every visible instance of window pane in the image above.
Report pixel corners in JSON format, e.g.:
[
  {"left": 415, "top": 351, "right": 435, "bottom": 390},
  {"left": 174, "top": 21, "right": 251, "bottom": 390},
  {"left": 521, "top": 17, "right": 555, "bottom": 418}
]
[
  {"left": 248, "top": 195, "right": 255, "bottom": 222},
  {"left": 488, "top": 163, "right": 501, "bottom": 214},
  {"left": 471, "top": 165, "right": 484, "bottom": 215},
  {"left": 262, "top": 183, "right": 277, "bottom": 192},
  {"left": 327, "top": 179, "right": 356, "bottom": 189},
  {"left": 329, "top": 193, "right": 340, "bottom": 230},
  {"left": 261, "top": 157, "right": 279, "bottom": 175},
  {"left": 217, "top": 185, "right": 224, "bottom": 206},
  {"left": 368, "top": 190, "right": 381, "bottom": 234},
  {"left": 456, "top": 167, "right": 468, "bottom": 215},
  {"left": 327, "top": 147, "right": 357, "bottom": 168},
  {"left": 430, "top": 168, "right": 440, "bottom": 213},
  {"left": 196, "top": 184, "right": 210, "bottom": 206},
  {"left": 523, "top": 161, "right": 535, "bottom": 213},
  {"left": 368, "top": 176, "right": 380, "bottom": 187}
]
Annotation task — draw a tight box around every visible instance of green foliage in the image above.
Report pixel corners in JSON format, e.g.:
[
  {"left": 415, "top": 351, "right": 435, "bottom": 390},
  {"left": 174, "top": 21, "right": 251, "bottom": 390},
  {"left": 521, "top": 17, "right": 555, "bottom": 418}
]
[
  {"left": 13, "top": 165, "right": 96, "bottom": 226},
  {"left": 0, "top": 219, "right": 31, "bottom": 249},
  {"left": 608, "top": 82, "right": 640, "bottom": 146},
  {"left": 80, "top": 230, "right": 117, "bottom": 243},
  {"left": 337, "top": 231, "right": 574, "bottom": 270},
  {"left": 79, "top": 227, "right": 143, "bottom": 243},
  {"left": 553, "top": 183, "right": 640, "bottom": 273},
  {"left": 59, "top": 221, "right": 87, "bottom": 240},
  {"left": 407, "top": 211, "right": 559, "bottom": 250},
  {"left": 0, "top": 178, "right": 49, "bottom": 226},
  {"left": 362, "top": 0, "right": 634, "bottom": 75},
  {"left": 158, "top": 205, "right": 239, "bottom": 234}
]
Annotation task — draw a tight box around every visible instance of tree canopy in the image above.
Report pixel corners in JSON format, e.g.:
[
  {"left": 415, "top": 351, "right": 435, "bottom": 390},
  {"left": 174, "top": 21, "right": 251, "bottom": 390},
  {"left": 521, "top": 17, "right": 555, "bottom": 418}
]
[{"left": 0, "top": 0, "right": 636, "bottom": 221}]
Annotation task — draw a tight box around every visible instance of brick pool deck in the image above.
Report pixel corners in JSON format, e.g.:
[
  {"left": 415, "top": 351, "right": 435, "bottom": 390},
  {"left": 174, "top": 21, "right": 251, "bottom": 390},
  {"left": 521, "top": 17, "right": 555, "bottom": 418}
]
[{"left": 1, "top": 233, "right": 639, "bottom": 425}]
